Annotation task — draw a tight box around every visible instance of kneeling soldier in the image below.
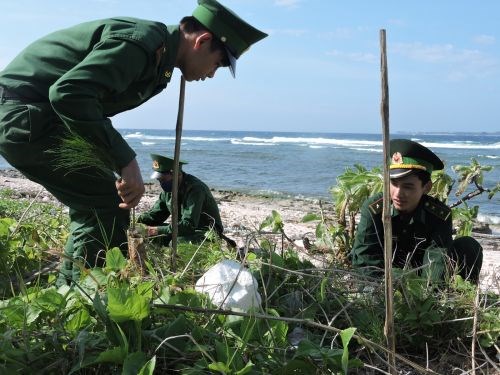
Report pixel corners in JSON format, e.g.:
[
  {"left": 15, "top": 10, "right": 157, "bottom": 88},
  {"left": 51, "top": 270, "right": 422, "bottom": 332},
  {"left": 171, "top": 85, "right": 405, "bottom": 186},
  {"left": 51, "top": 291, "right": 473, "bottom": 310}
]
[{"left": 351, "top": 139, "right": 483, "bottom": 283}]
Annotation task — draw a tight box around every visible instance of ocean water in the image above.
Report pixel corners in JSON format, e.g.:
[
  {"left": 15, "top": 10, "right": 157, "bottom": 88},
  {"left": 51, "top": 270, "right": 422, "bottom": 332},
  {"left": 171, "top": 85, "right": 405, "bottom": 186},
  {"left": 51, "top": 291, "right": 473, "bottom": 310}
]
[
  {"left": 1, "top": 129, "right": 499, "bottom": 224},
  {"left": 120, "top": 129, "right": 499, "bottom": 224}
]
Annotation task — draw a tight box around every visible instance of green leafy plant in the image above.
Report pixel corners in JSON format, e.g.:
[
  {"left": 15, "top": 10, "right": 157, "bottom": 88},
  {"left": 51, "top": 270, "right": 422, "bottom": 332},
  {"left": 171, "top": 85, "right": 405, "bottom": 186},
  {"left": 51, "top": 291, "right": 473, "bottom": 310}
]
[{"left": 452, "top": 205, "right": 479, "bottom": 237}]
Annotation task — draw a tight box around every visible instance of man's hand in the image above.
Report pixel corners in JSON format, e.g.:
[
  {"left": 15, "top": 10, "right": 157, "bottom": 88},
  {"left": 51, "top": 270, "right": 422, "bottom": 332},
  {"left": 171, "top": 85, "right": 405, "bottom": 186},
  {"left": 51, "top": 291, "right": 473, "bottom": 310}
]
[
  {"left": 116, "top": 158, "right": 145, "bottom": 209},
  {"left": 146, "top": 226, "right": 159, "bottom": 237}
]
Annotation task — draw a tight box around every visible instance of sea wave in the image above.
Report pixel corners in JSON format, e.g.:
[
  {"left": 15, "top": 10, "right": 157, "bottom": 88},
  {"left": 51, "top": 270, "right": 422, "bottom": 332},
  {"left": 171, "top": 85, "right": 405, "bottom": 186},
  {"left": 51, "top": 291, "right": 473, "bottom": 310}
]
[
  {"left": 477, "top": 213, "right": 500, "bottom": 225},
  {"left": 239, "top": 136, "right": 381, "bottom": 148},
  {"left": 348, "top": 147, "right": 382, "bottom": 153},
  {"left": 420, "top": 141, "right": 500, "bottom": 150},
  {"left": 123, "top": 131, "right": 500, "bottom": 150},
  {"left": 124, "top": 131, "right": 144, "bottom": 138},
  {"left": 231, "top": 139, "right": 276, "bottom": 146},
  {"left": 141, "top": 142, "right": 155, "bottom": 146},
  {"left": 124, "top": 132, "right": 230, "bottom": 142}
]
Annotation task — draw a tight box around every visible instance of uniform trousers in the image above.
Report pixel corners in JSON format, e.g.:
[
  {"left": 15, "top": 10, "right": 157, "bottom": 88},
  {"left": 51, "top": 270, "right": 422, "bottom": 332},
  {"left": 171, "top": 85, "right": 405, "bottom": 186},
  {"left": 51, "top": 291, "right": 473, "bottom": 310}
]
[{"left": 0, "top": 100, "right": 130, "bottom": 285}]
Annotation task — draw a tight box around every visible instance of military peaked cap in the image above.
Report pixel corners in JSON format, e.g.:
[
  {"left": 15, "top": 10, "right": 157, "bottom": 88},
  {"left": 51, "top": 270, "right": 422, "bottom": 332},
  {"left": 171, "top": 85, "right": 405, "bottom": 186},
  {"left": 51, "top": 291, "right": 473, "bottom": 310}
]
[
  {"left": 389, "top": 139, "right": 444, "bottom": 179},
  {"left": 192, "top": 0, "right": 267, "bottom": 77}
]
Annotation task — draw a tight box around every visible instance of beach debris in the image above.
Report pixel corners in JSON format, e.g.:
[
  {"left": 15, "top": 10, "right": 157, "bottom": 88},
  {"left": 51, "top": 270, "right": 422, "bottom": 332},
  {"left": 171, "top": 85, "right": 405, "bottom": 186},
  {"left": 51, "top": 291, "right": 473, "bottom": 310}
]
[{"left": 195, "top": 259, "right": 261, "bottom": 312}]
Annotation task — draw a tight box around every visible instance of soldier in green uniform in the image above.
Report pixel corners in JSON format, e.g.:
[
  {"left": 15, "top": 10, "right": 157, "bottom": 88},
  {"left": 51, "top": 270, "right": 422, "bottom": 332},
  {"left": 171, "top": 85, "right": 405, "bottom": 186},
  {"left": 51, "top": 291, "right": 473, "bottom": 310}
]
[
  {"left": 138, "top": 154, "right": 231, "bottom": 246},
  {"left": 0, "top": 0, "right": 266, "bottom": 284},
  {"left": 351, "top": 139, "right": 483, "bottom": 283}
]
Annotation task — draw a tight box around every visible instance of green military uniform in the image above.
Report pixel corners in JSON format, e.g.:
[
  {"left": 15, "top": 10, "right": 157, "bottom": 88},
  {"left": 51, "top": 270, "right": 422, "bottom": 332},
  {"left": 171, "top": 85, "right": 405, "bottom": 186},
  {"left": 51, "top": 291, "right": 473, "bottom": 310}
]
[
  {"left": 351, "top": 139, "right": 483, "bottom": 283},
  {"left": 0, "top": 17, "right": 175, "bottom": 284},
  {"left": 352, "top": 192, "right": 453, "bottom": 269},
  {"left": 138, "top": 173, "right": 223, "bottom": 245},
  {"left": 0, "top": 0, "right": 266, "bottom": 284},
  {"left": 137, "top": 154, "right": 223, "bottom": 245}
]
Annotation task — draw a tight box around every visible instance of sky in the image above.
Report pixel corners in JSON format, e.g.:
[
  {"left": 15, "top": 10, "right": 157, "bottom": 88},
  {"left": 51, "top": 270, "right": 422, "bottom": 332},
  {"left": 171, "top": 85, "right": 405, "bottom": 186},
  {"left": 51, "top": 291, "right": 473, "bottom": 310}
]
[{"left": 1, "top": 0, "right": 499, "bottom": 134}]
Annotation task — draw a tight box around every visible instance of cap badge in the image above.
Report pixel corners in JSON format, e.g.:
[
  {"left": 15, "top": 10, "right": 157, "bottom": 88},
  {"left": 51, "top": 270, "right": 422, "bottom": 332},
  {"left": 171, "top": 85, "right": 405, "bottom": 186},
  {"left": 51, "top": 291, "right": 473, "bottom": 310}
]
[
  {"left": 391, "top": 152, "right": 403, "bottom": 165},
  {"left": 152, "top": 160, "right": 160, "bottom": 170}
]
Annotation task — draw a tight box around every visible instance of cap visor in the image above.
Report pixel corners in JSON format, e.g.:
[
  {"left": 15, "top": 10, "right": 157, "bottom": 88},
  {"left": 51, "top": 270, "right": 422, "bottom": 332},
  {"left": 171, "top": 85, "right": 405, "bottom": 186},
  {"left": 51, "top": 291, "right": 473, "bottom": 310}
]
[
  {"left": 225, "top": 47, "right": 237, "bottom": 78},
  {"left": 150, "top": 171, "right": 163, "bottom": 179},
  {"left": 389, "top": 169, "right": 415, "bottom": 179}
]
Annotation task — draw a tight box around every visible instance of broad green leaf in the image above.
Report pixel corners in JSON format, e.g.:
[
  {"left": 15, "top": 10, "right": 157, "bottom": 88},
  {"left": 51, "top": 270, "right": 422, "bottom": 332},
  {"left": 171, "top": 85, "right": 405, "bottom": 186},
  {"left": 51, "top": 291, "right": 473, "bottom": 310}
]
[
  {"left": 65, "top": 309, "right": 91, "bottom": 332},
  {"left": 93, "top": 292, "right": 124, "bottom": 345},
  {"left": 136, "top": 281, "right": 155, "bottom": 298},
  {"left": 96, "top": 346, "right": 126, "bottom": 364},
  {"left": 105, "top": 247, "right": 127, "bottom": 271},
  {"left": 2, "top": 299, "right": 24, "bottom": 327},
  {"left": 33, "top": 288, "right": 65, "bottom": 313},
  {"left": 295, "top": 340, "right": 322, "bottom": 358},
  {"left": 152, "top": 285, "right": 171, "bottom": 305},
  {"left": 107, "top": 287, "right": 150, "bottom": 322},
  {"left": 208, "top": 362, "right": 231, "bottom": 373},
  {"left": 123, "top": 351, "right": 148, "bottom": 375}
]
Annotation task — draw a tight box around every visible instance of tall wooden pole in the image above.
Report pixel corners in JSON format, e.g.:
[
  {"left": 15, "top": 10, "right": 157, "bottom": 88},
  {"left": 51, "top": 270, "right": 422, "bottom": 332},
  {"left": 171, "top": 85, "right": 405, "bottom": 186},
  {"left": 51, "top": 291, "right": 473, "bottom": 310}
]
[
  {"left": 380, "top": 29, "right": 396, "bottom": 374},
  {"left": 171, "top": 76, "right": 186, "bottom": 271}
]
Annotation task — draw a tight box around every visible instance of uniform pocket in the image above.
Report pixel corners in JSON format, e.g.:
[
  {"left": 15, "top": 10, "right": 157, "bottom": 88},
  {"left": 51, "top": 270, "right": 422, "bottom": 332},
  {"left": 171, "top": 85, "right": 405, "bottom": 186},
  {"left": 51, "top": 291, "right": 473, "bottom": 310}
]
[
  {"left": 26, "top": 103, "right": 56, "bottom": 143},
  {"left": 0, "top": 103, "right": 31, "bottom": 143},
  {"left": 0, "top": 102, "right": 55, "bottom": 144}
]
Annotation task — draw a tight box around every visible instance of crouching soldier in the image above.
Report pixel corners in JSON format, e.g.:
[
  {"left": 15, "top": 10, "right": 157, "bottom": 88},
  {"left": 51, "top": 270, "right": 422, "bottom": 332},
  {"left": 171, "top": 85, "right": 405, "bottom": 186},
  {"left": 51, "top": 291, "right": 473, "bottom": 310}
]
[
  {"left": 351, "top": 139, "right": 483, "bottom": 284},
  {"left": 138, "top": 154, "right": 235, "bottom": 248}
]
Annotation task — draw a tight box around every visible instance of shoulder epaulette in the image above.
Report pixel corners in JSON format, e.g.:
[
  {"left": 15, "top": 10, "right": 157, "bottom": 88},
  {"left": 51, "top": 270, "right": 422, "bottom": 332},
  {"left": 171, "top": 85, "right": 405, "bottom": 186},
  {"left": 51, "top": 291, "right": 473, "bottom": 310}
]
[
  {"left": 368, "top": 197, "right": 384, "bottom": 215},
  {"left": 423, "top": 197, "right": 451, "bottom": 221}
]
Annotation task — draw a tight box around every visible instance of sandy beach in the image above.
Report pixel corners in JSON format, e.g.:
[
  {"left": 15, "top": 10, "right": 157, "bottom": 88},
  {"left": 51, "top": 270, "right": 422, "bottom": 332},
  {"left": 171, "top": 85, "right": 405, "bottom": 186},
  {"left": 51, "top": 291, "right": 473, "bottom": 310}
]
[{"left": 0, "top": 169, "right": 498, "bottom": 292}]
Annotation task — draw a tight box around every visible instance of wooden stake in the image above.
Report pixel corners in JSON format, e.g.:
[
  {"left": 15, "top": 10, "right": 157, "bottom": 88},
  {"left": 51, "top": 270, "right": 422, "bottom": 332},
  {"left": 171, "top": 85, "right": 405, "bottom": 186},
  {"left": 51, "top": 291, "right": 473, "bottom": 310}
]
[
  {"left": 171, "top": 76, "right": 186, "bottom": 271},
  {"left": 380, "top": 29, "right": 396, "bottom": 374}
]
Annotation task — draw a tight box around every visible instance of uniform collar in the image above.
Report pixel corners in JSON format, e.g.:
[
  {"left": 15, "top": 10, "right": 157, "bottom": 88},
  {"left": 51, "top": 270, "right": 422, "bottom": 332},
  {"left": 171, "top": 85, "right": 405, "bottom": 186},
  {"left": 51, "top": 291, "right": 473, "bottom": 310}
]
[{"left": 391, "top": 195, "right": 427, "bottom": 224}]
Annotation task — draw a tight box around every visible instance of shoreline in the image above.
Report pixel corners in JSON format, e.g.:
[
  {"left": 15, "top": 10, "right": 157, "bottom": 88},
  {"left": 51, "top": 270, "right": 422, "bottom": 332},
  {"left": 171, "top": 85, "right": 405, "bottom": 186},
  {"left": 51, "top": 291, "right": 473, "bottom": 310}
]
[{"left": 0, "top": 168, "right": 498, "bottom": 292}]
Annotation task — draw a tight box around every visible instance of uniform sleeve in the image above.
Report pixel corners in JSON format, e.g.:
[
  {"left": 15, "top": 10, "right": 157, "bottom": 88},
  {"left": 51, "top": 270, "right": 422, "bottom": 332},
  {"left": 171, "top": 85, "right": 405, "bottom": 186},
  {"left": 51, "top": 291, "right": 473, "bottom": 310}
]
[
  {"left": 177, "top": 185, "right": 206, "bottom": 236},
  {"left": 351, "top": 198, "right": 385, "bottom": 268},
  {"left": 48, "top": 38, "right": 150, "bottom": 169},
  {"left": 137, "top": 193, "right": 171, "bottom": 232}
]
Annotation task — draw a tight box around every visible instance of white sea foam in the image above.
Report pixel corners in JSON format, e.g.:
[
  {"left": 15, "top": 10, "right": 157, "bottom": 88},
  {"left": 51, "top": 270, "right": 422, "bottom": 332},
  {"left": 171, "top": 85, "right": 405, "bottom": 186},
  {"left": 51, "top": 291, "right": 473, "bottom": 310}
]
[
  {"left": 477, "top": 213, "right": 500, "bottom": 225},
  {"left": 420, "top": 141, "right": 500, "bottom": 150},
  {"left": 349, "top": 147, "right": 382, "bottom": 153},
  {"left": 124, "top": 132, "right": 144, "bottom": 139},
  {"left": 125, "top": 132, "right": 230, "bottom": 142},
  {"left": 240, "top": 136, "right": 381, "bottom": 148},
  {"left": 231, "top": 139, "right": 275, "bottom": 146},
  {"left": 141, "top": 142, "right": 155, "bottom": 146}
]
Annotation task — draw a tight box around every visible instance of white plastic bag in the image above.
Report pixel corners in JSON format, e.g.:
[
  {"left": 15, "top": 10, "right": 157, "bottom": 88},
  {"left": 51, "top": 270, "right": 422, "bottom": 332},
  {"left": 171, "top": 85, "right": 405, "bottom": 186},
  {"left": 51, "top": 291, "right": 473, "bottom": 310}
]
[{"left": 195, "top": 260, "right": 262, "bottom": 312}]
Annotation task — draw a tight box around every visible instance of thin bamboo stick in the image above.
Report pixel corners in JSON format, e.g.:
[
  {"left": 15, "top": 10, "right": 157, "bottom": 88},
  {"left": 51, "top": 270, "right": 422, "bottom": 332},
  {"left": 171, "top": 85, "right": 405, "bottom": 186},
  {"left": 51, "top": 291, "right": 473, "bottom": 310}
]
[
  {"left": 380, "top": 29, "right": 396, "bottom": 374},
  {"left": 171, "top": 76, "right": 186, "bottom": 271}
]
